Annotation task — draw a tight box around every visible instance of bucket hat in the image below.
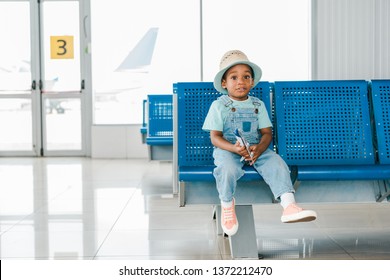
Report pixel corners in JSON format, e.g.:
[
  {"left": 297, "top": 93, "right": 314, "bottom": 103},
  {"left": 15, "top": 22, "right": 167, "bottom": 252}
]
[{"left": 213, "top": 50, "right": 262, "bottom": 94}]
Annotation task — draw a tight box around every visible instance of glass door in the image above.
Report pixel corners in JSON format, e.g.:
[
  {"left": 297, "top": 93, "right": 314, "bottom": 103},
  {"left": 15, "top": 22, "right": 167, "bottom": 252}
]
[
  {"left": 40, "top": 0, "right": 86, "bottom": 155},
  {"left": 0, "top": 0, "right": 36, "bottom": 155},
  {"left": 0, "top": 0, "right": 89, "bottom": 156}
]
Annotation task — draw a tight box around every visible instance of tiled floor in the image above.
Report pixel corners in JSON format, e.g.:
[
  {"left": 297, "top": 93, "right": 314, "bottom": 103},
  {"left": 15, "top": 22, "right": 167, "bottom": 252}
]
[{"left": 0, "top": 157, "right": 389, "bottom": 260}]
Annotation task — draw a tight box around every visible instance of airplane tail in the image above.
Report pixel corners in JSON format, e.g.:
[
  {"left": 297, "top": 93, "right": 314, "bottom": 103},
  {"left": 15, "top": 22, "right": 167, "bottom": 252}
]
[{"left": 115, "top": 27, "right": 159, "bottom": 72}]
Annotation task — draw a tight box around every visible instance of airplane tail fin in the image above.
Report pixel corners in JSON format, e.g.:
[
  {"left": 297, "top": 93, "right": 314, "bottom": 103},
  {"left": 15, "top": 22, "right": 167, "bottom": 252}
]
[{"left": 115, "top": 27, "right": 159, "bottom": 72}]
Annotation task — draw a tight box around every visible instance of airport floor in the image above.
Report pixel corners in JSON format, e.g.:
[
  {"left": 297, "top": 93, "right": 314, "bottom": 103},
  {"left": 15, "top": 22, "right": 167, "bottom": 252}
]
[{"left": 0, "top": 157, "right": 390, "bottom": 260}]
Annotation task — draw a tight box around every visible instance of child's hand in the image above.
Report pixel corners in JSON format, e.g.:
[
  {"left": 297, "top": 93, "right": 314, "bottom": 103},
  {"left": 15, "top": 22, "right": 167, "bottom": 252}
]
[
  {"left": 248, "top": 144, "right": 265, "bottom": 165},
  {"left": 234, "top": 141, "right": 252, "bottom": 162}
]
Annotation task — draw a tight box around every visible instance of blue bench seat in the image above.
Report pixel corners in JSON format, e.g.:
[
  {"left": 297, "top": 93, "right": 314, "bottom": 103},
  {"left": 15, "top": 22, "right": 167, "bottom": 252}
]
[
  {"left": 146, "top": 94, "right": 173, "bottom": 161},
  {"left": 297, "top": 165, "right": 390, "bottom": 181},
  {"left": 146, "top": 136, "right": 173, "bottom": 146},
  {"left": 178, "top": 165, "right": 264, "bottom": 182},
  {"left": 140, "top": 127, "right": 147, "bottom": 134},
  {"left": 173, "top": 79, "right": 390, "bottom": 259},
  {"left": 274, "top": 80, "right": 390, "bottom": 202}
]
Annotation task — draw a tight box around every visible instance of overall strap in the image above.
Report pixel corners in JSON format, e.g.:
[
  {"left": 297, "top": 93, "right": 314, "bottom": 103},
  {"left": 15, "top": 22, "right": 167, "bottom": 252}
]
[
  {"left": 250, "top": 96, "right": 262, "bottom": 113},
  {"left": 250, "top": 96, "right": 262, "bottom": 108},
  {"left": 217, "top": 95, "right": 234, "bottom": 109},
  {"left": 218, "top": 95, "right": 262, "bottom": 112}
]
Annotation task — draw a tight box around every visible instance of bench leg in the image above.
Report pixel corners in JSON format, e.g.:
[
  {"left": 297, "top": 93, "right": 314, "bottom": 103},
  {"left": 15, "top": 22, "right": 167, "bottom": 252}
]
[
  {"left": 213, "top": 205, "right": 260, "bottom": 259},
  {"left": 290, "top": 166, "right": 301, "bottom": 191},
  {"left": 215, "top": 205, "right": 224, "bottom": 235},
  {"left": 179, "top": 181, "right": 186, "bottom": 207},
  {"left": 228, "top": 205, "right": 260, "bottom": 259},
  {"left": 376, "top": 180, "right": 390, "bottom": 202}
]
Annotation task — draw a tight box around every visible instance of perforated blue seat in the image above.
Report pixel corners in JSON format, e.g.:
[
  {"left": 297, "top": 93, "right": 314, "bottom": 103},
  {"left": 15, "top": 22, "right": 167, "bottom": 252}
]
[
  {"left": 147, "top": 94, "right": 173, "bottom": 140},
  {"left": 371, "top": 80, "right": 390, "bottom": 165},
  {"left": 146, "top": 94, "right": 173, "bottom": 160},
  {"left": 274, "top": 80, "right": 389, "bottom": 188}
]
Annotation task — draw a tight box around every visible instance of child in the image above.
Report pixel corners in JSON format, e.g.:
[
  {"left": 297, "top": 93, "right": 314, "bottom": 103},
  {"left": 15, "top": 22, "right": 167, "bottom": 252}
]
[{"left": 202, "top": 50, "right": 317, "bottom": 236}]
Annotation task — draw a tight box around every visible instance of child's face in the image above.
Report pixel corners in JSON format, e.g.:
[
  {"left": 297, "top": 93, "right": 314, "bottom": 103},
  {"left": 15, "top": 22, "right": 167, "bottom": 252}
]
[{"left": 221, "top": 64, "right": 254, "bottom": 101}]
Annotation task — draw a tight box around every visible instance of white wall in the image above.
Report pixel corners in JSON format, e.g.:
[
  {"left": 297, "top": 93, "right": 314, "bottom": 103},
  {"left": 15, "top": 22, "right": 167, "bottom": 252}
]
[
  {"left": 91, "top": 125, "right": 148, "bottom": 158},
  {"left": 312, "top": 0, "right": 390, "bottom": 80}
]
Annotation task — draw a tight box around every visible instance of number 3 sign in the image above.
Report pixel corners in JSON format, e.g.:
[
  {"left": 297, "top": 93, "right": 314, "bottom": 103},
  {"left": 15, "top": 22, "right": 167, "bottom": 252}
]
[{"left": 50, "top": 36, "right": 74, "bottom": 59}]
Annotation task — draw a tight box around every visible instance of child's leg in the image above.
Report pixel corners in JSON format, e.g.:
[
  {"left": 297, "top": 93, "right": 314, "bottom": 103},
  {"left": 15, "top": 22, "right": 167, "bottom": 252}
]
[
  {"left": 213, "top": 148, "right": 244, "bottom": 203},
  {"left": 253, "top": 149, "right": 317, "bottom": 223},
  {"left": 213, "top": 148, "right": 243, "bottom": 235},
  {"left": 252, "top": 149, "right": 295, "bottom": 199},
  {"left": 280, "top": 192, "right": 296, "bottom": 208}
]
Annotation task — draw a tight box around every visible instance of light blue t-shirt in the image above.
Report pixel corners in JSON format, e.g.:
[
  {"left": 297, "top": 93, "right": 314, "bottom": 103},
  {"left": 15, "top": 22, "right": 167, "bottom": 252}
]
[{"left": 202, "top": 96, "right": 272, "bottom": 132}]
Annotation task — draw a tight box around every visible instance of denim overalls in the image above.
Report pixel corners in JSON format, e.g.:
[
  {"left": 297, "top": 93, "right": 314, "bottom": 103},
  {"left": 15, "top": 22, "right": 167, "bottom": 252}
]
[{"left": 212, "top": 95, "right": 295, "bottom": 203}]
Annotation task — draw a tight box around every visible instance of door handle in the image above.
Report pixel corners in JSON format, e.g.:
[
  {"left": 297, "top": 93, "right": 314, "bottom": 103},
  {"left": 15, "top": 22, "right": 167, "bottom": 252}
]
[{"left": 31, "top": 80, "right": 36, "bottom": 90}]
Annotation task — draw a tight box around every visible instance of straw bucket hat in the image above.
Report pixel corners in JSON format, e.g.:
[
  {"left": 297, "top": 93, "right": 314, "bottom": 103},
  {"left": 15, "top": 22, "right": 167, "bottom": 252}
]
[{"left": 213, "top": 50, "right": 262, "bottom": 94}]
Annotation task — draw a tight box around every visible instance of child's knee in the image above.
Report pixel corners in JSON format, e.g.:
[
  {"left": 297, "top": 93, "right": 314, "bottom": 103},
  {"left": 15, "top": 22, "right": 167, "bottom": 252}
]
[{"left": 214, "top": 162, "right": 243, "bottom": 179}]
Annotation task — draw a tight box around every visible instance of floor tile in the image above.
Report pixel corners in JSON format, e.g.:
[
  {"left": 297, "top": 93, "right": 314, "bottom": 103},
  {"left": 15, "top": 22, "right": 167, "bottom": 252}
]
[{"left": 0, "top": 157, "right": 389, "bottom": 260}]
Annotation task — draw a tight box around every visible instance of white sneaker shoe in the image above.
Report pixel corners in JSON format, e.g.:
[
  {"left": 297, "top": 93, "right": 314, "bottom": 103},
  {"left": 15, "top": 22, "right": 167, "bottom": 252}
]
[{"left": 281, "top": 203, "right": 317, "bottom": 223}]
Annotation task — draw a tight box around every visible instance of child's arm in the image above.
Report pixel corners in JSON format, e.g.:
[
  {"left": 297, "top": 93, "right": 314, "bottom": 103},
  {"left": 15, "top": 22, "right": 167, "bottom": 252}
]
[{"left": 210, "top": 130, "right": 249, "bottom": 158}]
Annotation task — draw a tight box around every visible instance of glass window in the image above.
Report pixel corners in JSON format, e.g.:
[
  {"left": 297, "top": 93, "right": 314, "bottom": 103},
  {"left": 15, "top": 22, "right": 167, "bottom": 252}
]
[
  {"left": 44, "top": 98, "right": 82, "bottom": 150},
  {"left": 202, "top": 0, "right": 310, "bottom": 82},
  {"left": 41, "top": 1, "right": 81, "bottom": 92},
  {"left": 90, "top": 0, "right": 309, "bottom": 125},
  {"left": 0, "top": 98, "right": 32, "bottom": 151},
  {"left": 0, "top": 2, "right": 33, "bottom": 151},
  {"left": 0, "top": 1, "right": 31, "bottom": 92},
  {"left": 91, "top": 0, "right": 200, "bottom": 124}
]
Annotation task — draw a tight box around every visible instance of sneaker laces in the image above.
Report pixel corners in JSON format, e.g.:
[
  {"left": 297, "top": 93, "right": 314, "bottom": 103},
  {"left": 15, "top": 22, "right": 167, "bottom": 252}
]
[
  {"left": 223, "top": 206, "right": 235, "bottom": 222},
  {"left": 289, "top": 203, "right": 303, "bottom": 211}
]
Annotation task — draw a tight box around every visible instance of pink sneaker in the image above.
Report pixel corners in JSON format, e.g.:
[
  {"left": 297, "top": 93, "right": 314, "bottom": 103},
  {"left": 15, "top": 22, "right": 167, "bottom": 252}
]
[
  {"left": 221, "top": 199, "right": 239, "bottom": 236},
  {"left": 281, "top": 203, "right": 317, "bottom": 223}
]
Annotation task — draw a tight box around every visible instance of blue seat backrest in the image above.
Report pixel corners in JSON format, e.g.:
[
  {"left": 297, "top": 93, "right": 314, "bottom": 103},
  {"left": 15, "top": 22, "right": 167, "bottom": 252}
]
[
  {"left": 175, "top": 82, "right": 272, "bottom": 167},
  {"left": 371, "top": 80, "right": 390, "bottom": 164},
  {"left": 274, "top": 80, "right": 375, "bottom": 166},
  {"left": 142, "top": 99, "right": 147, "bottom": 128},
  {"left": 148, "top": 94, "right": 173, "bottom": 137}
]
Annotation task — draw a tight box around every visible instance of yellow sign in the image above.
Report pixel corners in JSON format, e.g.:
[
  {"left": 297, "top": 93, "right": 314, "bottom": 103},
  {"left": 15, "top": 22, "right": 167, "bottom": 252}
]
[{"left": 50, "top": 36, "right": 74, "bottom": 59}]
